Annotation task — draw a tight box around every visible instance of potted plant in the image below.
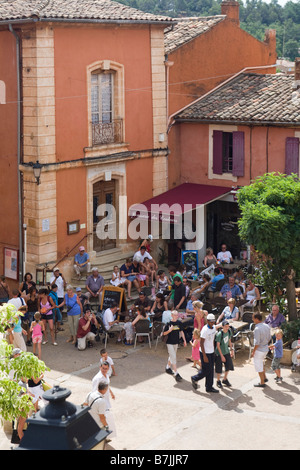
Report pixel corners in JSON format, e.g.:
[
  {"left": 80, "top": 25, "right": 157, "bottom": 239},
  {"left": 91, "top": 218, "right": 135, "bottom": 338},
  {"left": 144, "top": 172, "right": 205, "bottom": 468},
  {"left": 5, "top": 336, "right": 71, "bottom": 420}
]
[
  {"left": 281, "top": 319, "right": 300, "bottom": 365},
  {"left": 0, "top": 303, "right": 50, "bottom": 439}
]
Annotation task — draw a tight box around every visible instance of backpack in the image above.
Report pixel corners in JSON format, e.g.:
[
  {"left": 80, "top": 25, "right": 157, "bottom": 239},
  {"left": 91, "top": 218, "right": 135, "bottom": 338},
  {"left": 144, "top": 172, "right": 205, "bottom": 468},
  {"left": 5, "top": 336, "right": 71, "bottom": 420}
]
[{"left": 214, "top": 330, "right": 224, "bottom": 349}]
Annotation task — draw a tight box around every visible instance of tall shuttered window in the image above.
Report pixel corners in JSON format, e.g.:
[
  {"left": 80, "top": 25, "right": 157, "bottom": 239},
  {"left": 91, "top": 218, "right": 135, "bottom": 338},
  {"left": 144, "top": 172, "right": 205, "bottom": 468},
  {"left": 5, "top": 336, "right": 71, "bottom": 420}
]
[
  {"left": 91, "top": 72, "right": 114, "bottom": 125},
  {"left": 213, "top": 130, "right": 245, "bottom": 177},
  {"left": 285, "top": 137, "right": 299, "bottom": 175}
]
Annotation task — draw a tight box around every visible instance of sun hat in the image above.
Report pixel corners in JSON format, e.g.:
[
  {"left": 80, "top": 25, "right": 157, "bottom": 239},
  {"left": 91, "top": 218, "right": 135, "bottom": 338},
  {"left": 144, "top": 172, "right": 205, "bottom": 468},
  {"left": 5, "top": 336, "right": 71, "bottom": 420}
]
[{"left": 207, "top": 313, "right": 216, "bottom": 321}]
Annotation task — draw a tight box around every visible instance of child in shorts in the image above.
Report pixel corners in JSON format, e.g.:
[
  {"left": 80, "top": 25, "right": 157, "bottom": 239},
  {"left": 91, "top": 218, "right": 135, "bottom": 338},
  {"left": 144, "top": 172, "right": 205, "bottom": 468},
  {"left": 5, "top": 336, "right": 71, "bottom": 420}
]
[
  {"left": 30, "top": 312, "right": 45, "bottom": 359},
  {"left": 188, "top": 328, "right": 201, "bottom": 369},
  {"left": 269, "top": 328, "right": 283, "bottom": 383},
  {"left": 123, "top": 316, "right": 134, "bottom": 345}
]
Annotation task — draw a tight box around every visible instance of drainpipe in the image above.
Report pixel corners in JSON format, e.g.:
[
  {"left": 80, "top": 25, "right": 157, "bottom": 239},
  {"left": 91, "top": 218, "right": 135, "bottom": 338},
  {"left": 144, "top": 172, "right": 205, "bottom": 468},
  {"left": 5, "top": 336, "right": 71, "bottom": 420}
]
[{"left": 9, "top": 24, "right": 23, "bottom": 283}]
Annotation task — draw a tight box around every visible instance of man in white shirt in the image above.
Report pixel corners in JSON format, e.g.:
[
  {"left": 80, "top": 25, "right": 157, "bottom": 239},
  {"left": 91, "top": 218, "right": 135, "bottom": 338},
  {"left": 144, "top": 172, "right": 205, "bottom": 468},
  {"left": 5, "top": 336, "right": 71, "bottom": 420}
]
[
  {"left": 102, "top": 303, "right": 124, "bottom": 342},
  {"left": 83, "top": 381, "right": 109, "bottom": 430},
  {"left": 217, "top": 244, "right": 233, "bottom": 264},
  {"left": 8, "top": 289, "right": 25, "bottom": 310},
  {"left": 91, "top": 361, "right": 116, "bottom": 437},
  {"left": 133, "top": 246, "right": 158, "bottom": 270},
  {"left": 50, "top": 268, "right": 66, "bottom": 302},
  {"left": 191, "top": 313, "right": 219, "bottom": 393}
]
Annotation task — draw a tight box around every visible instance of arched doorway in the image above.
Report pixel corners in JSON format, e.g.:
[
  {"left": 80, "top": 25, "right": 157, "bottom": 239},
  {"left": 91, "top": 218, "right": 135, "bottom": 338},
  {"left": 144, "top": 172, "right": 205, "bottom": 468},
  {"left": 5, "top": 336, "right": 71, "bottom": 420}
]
[{"left": 93, "top": 179, "right": 117, "bottom": 252}]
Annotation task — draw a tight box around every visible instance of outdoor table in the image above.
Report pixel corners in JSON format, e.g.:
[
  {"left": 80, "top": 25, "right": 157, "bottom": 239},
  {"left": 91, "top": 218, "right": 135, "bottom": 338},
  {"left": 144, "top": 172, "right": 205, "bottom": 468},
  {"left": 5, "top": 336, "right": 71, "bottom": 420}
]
[
  {"left": 228, "top": 320, "right": 248, "bottom": 331},
  {"left": 220, "top": 263, "right": 240, "bottom": 274},
  {"left": 212, "top": 297, "right": 227, "bottom": 305}
]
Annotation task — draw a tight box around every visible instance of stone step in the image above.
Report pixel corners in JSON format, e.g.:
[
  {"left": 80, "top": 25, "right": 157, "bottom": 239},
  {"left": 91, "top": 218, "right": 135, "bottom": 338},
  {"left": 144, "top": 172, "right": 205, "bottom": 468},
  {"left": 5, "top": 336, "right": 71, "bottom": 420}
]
[{"left": 94, "top": 248, "right": 134, "bottom": 266}]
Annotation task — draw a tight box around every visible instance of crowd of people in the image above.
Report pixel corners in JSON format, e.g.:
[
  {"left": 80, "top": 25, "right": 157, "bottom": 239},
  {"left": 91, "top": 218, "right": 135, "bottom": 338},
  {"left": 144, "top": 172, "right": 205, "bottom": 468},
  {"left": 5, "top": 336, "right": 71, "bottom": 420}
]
[
  {"left": 0, "top": 241, "right": 289, "bottom": 359},
  {"left": 1, "top": 238, "right": 298, "bottom": 445}
]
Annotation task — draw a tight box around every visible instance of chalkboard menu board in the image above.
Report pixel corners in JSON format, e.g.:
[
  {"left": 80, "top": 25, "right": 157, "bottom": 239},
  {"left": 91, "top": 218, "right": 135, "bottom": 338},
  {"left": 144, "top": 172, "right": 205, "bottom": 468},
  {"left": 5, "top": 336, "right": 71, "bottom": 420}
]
[{"left": 100, "top": 286, "right": 127, "bottom": 313}]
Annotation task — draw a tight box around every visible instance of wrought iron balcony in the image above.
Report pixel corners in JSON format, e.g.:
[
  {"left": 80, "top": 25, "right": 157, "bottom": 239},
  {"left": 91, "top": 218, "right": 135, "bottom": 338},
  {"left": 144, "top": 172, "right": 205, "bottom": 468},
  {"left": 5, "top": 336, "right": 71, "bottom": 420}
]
[{"left": 92, "top": 119, "right": 123, "bottom": 146}]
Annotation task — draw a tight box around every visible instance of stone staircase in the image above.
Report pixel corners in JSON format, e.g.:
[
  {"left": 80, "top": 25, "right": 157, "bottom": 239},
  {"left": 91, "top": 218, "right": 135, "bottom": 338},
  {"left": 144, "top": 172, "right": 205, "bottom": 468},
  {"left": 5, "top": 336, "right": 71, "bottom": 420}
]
[{"left": 71, "top": 247, "right": 146, "bottom": 309}]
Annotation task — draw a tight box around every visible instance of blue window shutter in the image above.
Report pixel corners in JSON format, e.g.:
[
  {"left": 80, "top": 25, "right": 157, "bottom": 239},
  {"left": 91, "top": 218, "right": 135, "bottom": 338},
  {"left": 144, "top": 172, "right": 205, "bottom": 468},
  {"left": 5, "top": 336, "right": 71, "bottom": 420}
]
[
  {"left": 285, "top": 137, "right": 299, "bottom": 175},
  {"left": 213, "top": 130, "right": 223, "bottom": 175},
  {"left": 232, "top": 131, "right": 245, "bottom": 177}
]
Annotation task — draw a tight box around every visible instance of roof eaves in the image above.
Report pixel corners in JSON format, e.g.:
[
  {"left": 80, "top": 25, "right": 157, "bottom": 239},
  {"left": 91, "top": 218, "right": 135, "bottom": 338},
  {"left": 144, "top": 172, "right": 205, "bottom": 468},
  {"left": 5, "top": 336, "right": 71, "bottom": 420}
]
[{"left": 174, "top": 117, "right": 300, "bottom": 127}]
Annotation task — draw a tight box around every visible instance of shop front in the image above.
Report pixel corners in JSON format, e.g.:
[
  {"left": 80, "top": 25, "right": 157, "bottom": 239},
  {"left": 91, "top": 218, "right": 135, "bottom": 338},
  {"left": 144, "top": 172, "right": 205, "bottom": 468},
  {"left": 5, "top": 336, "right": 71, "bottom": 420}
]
[{"left": 129, "top": 183, "right": 241, "bottom": 270}]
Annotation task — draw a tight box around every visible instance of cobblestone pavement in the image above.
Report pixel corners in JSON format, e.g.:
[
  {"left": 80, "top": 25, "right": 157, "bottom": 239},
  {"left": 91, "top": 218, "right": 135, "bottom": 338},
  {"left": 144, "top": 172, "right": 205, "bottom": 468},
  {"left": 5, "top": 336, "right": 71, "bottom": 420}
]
[{"left": 1, "top": 322, "right": 300, "bottom": 451}]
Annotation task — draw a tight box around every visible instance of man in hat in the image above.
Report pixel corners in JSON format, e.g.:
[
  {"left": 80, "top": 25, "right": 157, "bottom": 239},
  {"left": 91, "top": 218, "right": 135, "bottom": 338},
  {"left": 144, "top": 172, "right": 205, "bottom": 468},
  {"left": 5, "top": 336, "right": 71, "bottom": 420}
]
[
  {"left": 191, "top": 313, "right": 220, "bottom": 393},
  {"left": 74, "top": 246, "right": 91, "bottom": 280},
  {"left": 76, "top": 286, "right": 88, "bottom": 307}
]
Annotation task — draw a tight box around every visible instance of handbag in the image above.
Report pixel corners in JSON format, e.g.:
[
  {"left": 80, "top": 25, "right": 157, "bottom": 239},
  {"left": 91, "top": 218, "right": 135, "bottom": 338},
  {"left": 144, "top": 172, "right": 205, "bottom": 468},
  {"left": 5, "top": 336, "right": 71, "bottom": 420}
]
[{"left": 42, "top": 380, "right": 52, "bottom": 391}]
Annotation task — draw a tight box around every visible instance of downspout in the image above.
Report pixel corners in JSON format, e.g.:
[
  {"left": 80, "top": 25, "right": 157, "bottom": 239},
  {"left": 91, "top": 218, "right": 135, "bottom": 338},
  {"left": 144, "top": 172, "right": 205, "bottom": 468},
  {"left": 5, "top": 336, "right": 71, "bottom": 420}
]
[{"left": 9, "top": 24, "right": 23, "bottom": 283}]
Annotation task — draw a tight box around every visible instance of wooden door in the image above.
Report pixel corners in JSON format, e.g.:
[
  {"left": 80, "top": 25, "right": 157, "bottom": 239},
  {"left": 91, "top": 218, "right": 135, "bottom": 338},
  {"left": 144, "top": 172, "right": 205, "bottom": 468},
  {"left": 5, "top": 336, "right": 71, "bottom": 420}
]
[{"left": 93, "top": 180, "right": 117, "bottom": 252}]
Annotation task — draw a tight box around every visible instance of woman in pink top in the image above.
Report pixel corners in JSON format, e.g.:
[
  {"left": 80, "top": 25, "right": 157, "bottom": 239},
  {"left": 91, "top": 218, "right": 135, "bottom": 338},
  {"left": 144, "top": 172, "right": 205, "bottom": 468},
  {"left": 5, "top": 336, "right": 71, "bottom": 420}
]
[
  {"left": 193, "top": 300, "right": 208, "bottom": 331},
  {"left": 186, "top": 301, "right": 207, "bottom": 363},
  {"left": 38, "top": 288, "right": 57, "bottom": 346},
  {"left": 30, "top": 312, "right": 45, "bottom": 359}
]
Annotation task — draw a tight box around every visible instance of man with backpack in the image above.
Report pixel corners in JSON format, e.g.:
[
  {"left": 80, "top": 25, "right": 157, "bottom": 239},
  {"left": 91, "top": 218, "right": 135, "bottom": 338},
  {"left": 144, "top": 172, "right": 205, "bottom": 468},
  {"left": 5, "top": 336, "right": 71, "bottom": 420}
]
[{"left": 215, "top": 320, "right": 234, "bottom": 388}]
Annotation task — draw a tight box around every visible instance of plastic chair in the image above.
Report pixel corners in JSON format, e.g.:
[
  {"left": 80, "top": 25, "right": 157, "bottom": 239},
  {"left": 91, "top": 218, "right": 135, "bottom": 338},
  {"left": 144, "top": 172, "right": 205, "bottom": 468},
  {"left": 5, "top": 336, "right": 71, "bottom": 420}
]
[
  {"left": 235, "top": 313, "right": 255, "bottom": 358},
  {"left": 213, "top": 279, "right": 226, "bottom": 298},
  {"left": 134, "top": 319, "right": 152, "bottom": 349},
  {"left": 245, "top": 323, "right": 255, "bottom": 359},
  {"left": 96, "top": 315, "right": 109, "bottom": 348},
  {"left": 241, "top": 311, "right": 254, "bottom": 326},
  {"left": 153, "top": 321, "right": 166, "bottom": 350}
]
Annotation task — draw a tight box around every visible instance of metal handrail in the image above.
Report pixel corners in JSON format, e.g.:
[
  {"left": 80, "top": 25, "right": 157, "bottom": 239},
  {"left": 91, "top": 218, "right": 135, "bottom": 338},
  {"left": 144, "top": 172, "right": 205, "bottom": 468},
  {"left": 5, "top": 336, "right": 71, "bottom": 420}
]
[{"left": 52, "top": 232, "right": 93, "bottom": 271}]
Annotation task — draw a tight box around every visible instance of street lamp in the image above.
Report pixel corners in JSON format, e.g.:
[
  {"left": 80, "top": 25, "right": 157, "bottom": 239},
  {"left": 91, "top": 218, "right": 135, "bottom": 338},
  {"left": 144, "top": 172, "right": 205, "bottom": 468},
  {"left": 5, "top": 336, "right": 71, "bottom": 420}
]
[
  {"left": 15, "top": 385, "right": 110, "bottom": 450},
  {"left": 32, "top": 160, "right": 42, "bottom": 185}
]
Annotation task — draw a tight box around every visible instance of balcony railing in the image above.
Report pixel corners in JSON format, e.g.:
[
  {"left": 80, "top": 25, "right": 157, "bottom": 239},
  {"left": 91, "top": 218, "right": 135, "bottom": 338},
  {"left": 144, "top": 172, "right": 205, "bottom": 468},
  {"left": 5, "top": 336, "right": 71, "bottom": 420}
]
[{"left": 92, "top": 119, "right": 123, "bottom": 146}]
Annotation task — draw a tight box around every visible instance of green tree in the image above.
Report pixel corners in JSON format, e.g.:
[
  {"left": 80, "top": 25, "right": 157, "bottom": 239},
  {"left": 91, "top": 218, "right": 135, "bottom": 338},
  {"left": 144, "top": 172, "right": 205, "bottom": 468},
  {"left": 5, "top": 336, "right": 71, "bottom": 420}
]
[
  {"left": 237, "top": 173, "right": 300, "bottom": 321},
  {"left": 285, "top": 39, "right": 300, "bottom": 61},
  {"left": 0, "top": 304, "right": 50, "bottom": 423}
]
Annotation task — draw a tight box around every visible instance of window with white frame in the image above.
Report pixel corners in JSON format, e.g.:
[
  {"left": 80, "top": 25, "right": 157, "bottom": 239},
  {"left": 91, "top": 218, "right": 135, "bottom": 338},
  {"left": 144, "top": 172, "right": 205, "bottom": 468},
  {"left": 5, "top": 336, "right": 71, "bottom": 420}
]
[
  {"left": 88, "top": 61, "right": 124, "bottom": 146},
  {"left": 91, "top": 71, "right": 114, "bottom": 125}
]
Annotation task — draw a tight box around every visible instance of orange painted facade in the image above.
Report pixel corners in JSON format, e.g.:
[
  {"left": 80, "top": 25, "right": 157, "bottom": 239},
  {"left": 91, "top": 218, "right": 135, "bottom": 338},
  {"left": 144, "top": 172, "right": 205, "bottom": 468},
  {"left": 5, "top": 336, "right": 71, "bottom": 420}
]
[
  {"left": 167, "top": 5, "right": 276, "bottom": 118},
  {"left": 0, "top": 31, "right": 19, "bottom": 287},
  {"left": 172, "top": 122, "right": 298, "bottom": 189},
  {"left": 167, "top": 1, "right": 277, "bottom": 190},
  {"left": 0, "top": 14, "right": 170, "bottom": 283}
]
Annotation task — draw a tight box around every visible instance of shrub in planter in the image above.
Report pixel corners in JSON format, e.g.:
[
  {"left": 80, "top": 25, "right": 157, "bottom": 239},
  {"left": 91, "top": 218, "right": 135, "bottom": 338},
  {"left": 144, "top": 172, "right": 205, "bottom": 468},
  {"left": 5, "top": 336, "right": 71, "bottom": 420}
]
[
  {"left": 281, "top": 319, "right": 300, "bottom": 365},
  {"left": 281, "top": 319, "right": 300, "bottom": 347}
]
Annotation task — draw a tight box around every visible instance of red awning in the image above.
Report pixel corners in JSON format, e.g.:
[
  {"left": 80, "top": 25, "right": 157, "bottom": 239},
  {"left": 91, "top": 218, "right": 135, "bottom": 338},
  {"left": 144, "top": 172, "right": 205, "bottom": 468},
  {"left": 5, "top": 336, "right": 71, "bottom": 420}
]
[{"left": 129, "top": 183, "right": 231, "bottom": 224}]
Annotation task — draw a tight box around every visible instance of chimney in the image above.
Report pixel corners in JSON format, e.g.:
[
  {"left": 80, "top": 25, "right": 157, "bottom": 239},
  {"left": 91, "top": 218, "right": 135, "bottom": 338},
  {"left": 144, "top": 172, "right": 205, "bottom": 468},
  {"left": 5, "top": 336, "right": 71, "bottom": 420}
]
[
  {"left": 292, "top": 58, "right": 300, "bottom": 103},
  {"left": 221, "top": 0, "right": 240, "bottom": 26},
  {"left": 295, "top": 57, "right": 300, "bottom": 82}
]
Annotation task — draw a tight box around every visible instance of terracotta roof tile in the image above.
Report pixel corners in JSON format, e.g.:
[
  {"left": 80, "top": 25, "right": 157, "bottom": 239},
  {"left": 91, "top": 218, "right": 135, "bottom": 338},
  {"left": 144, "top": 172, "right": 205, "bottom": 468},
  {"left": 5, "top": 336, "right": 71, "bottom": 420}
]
[
  {"left": 164, "top": 16, "right": 226, "bottom": 54},
  {"left": 175, "top": 73, "right": 300, "bottom": 125},
  {"left": 0, "top": 0, "right": 173, "bottom": 23}
]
